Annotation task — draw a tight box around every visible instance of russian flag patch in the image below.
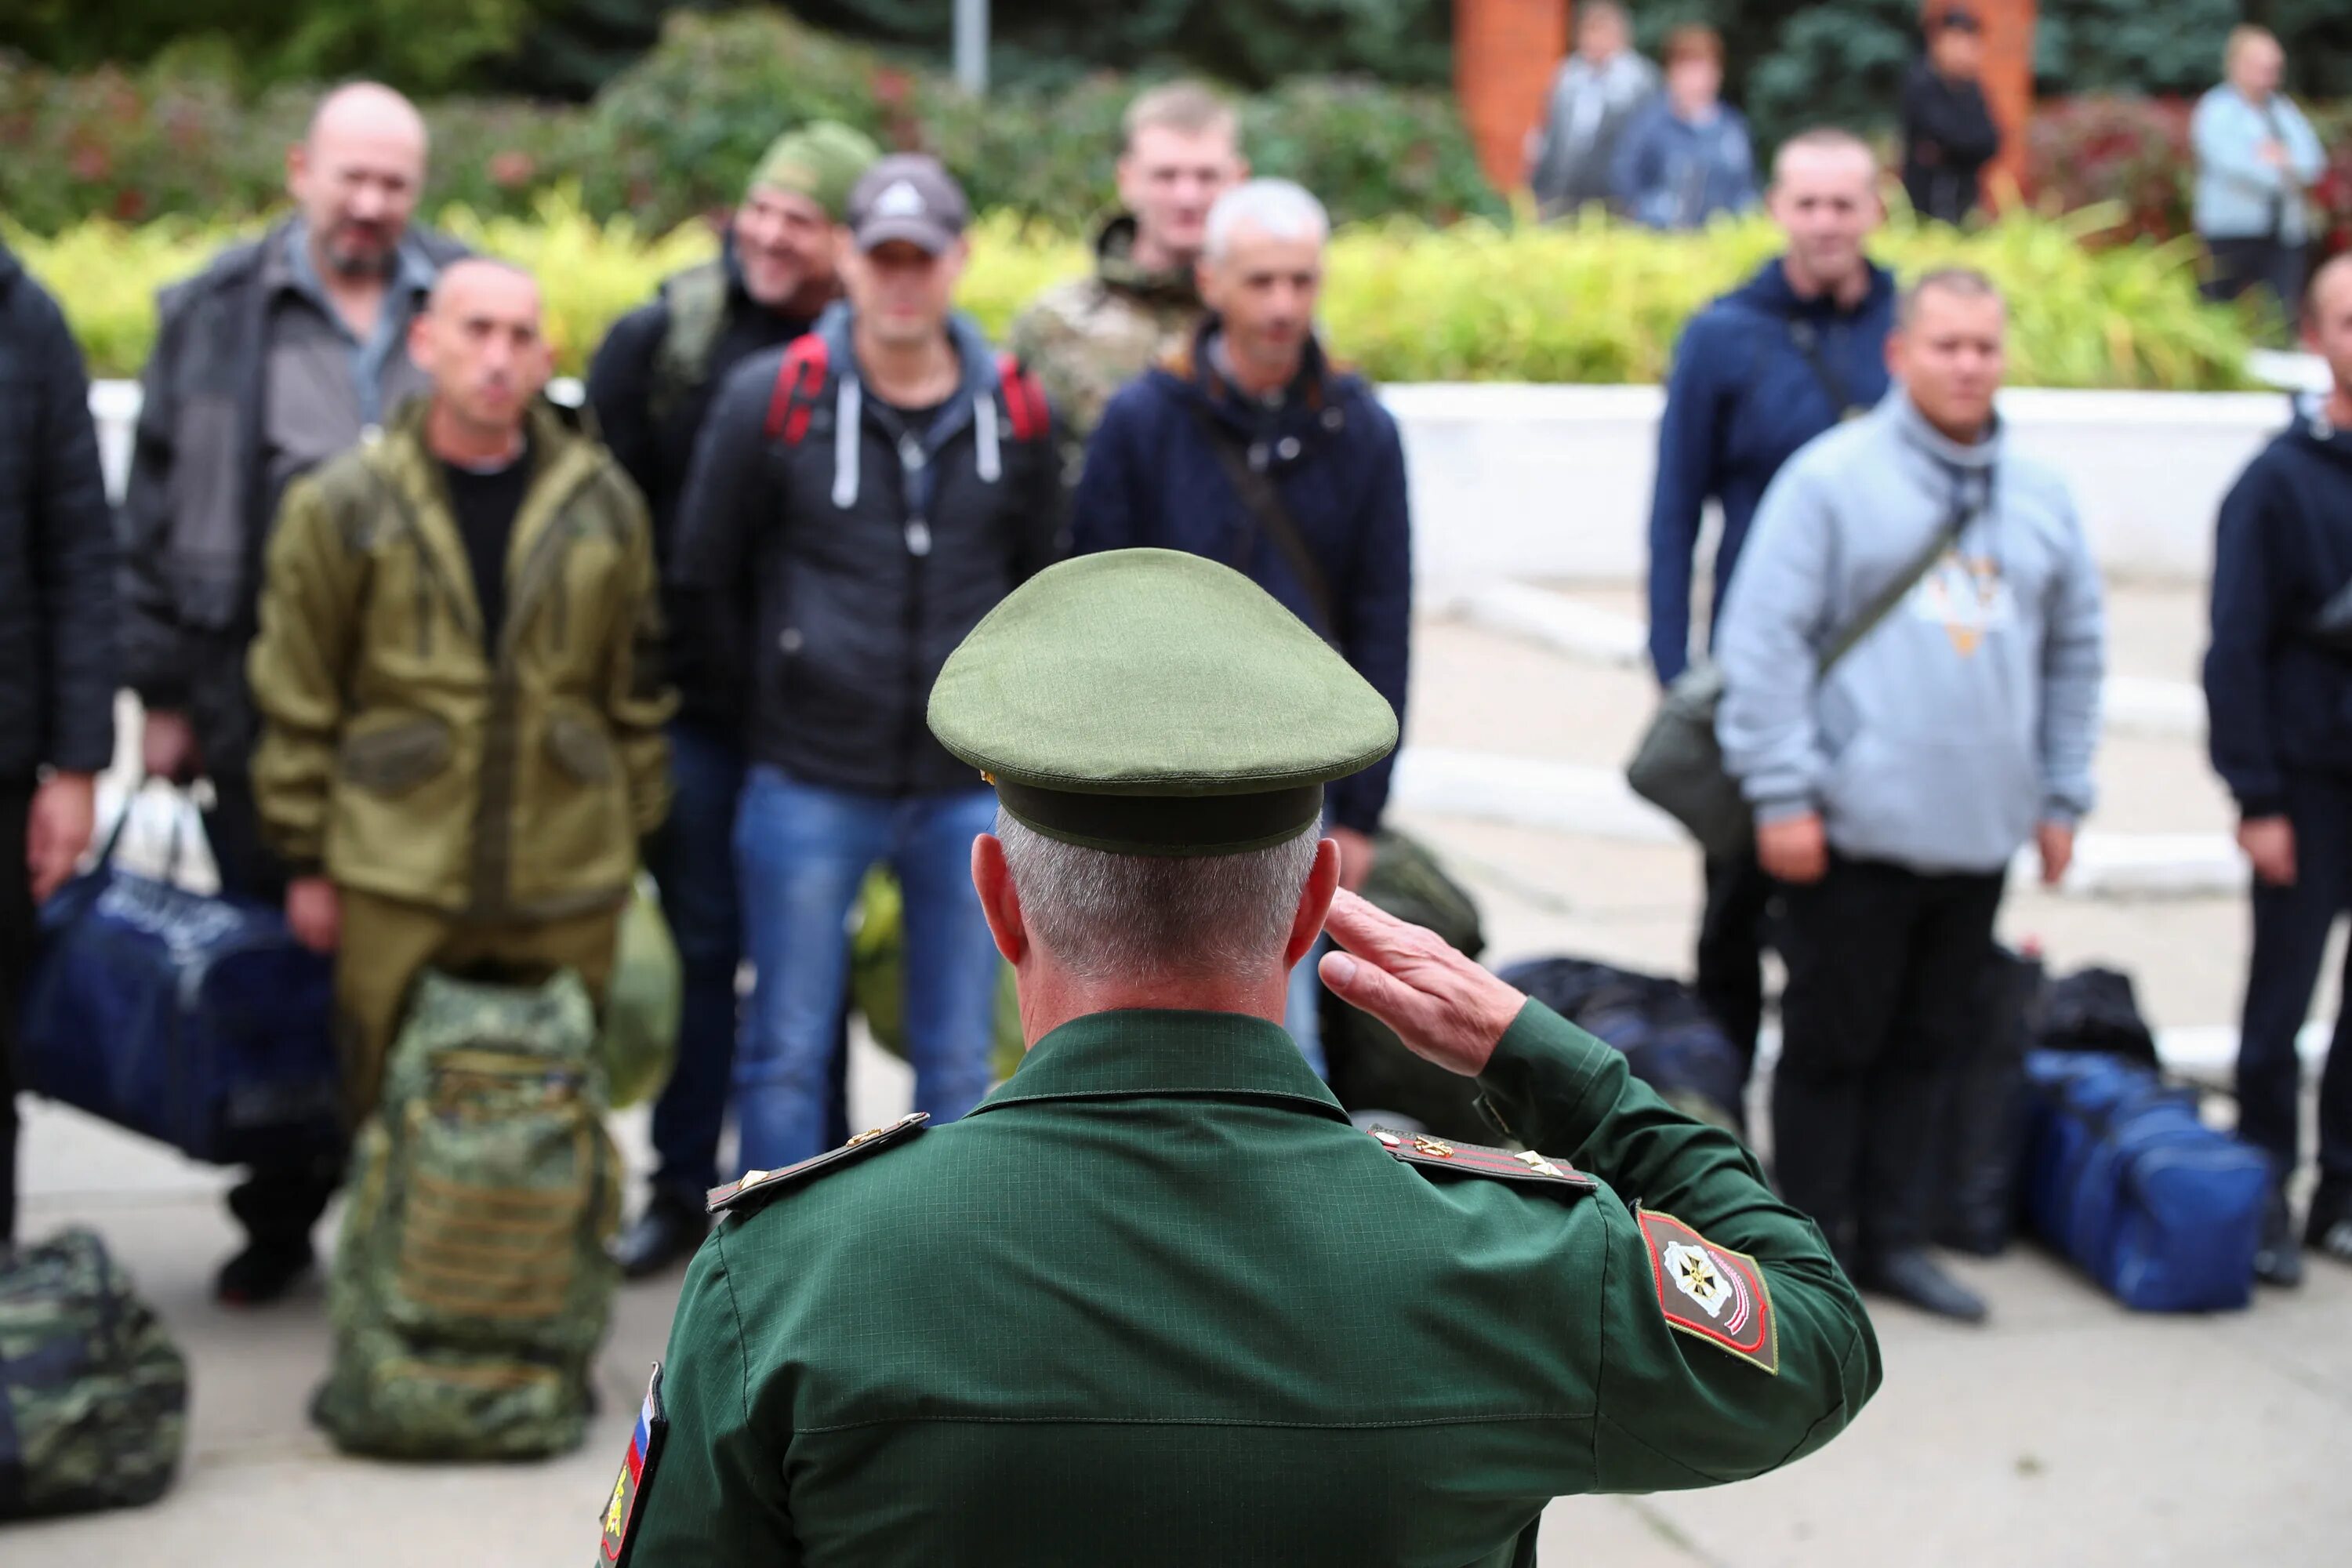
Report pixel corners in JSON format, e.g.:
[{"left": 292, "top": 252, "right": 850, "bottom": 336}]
[{"left": 598, "top": 1364, "right": 669, "bottom": 1564}]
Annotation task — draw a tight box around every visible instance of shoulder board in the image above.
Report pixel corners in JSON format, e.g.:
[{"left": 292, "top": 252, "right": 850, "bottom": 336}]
[
  {"left": 1366, "top": 1126, "right": 1595, "bottom": 1190},
  {"left": 706, "top": 1112, "right": 928, "bottom": 1215}
]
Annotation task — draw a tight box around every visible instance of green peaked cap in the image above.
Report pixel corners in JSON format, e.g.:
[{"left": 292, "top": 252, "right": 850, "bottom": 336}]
[
  {"left": 927, "top": 549, "right": 1399, "bottom": 856},
  {"left": 748, "top": 120, "right": 881, "bottom": 220}
]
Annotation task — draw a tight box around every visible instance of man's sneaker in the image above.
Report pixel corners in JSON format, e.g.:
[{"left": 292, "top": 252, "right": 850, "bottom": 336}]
[
  {"left": 216, "top": 1240, "right": 315, "bottom": 1306},
  {"left": 2256, "top": 1190, "right": 2305, "bottom": 1287},
  {"left": 2305, "top": 1185, "right": 2352, "bottom": 1268}
]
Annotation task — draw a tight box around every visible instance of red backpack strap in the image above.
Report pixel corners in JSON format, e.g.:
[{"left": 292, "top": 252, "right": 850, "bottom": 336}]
[
  {"left": 763, "top": 336, "right": 832, "bottom": 444},
  {"left": 994, "top": 351, "right": 1049, "bottom": 444}
]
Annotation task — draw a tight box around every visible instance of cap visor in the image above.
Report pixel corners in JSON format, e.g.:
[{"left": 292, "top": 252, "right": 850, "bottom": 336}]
[
  {"left": 855, "top": 217, "right": 956, "bottom": 255},
  {"left": 993, "top": 778, "right": 1325, "bottom": 858}
]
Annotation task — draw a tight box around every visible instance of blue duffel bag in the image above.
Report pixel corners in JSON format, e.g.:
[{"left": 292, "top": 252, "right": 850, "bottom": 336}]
[
  {"left": 20, "top": 798, "right": 341, "bottom": 1167},
  {"left": 2020, "top": 1051, "right": 2268, "bottom": 1312}
]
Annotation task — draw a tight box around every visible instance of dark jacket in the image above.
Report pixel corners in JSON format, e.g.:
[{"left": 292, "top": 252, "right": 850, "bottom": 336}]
[
  {"left": 0, "top": 245, "right": 116, "bottom": 779},
  {"left": 1899, "top": 59, "right": 2001, "bottom": 225},
  {"left": 673, "top": 305, "right": 1064, "bottom": 798},
  {"left": 2205, "top": 398, "right": 2352, "bottom": 816},
  {"left": 586, "top": 241, "right": 823, "bottom": 729},
  {"left": 1610, "top": 100, "right": 1758, "bottom": 232},
  {"left": 118, "top": 219, "right": 468, "bottom": 780},
  {"left": 1071, "top": 325, "right": 1412, "bottom": 834},
  {"left": 1646, "top": 258, "right": 1898, "bottom": 683}
]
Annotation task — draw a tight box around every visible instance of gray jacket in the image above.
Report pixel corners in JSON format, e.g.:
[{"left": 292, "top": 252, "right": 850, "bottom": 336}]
[
  {"left": 1715, "top": 391, "right": 2106, "bottom": 876},
  {"left": 1530, "top": 51, "right": 1658, "bottom": 217},
  {"left": 118, "top": 219, "right": 466, "bottom": 779}
]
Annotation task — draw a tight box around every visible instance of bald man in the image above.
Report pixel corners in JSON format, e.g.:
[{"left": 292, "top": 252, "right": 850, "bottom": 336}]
[
  {"left": 118, "top": 82, "right": 470, "bottom": 1305},
  {"left": 248, "top": 257, "right": 670, "bottom": 1139}
]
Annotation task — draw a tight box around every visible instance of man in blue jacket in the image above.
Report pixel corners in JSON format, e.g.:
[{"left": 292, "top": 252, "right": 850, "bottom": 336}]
[
  {"left": 1646, "top": 127, "right": 1896, "bottom": 1069},
  {"left": 2205, "top": 253, "right": 2352, "bottom": 1285},
  {"left": 1071, "top": 178, "right": 1412, "bottom": 1076}
]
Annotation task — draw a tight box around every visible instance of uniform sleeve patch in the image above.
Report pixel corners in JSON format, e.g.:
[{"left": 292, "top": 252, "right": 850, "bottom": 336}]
[
  {"left": 597, "top": 1364, "right": 669, "bottom": 1566},
  {"left": 1638, "top": 1209, "right": 1780, "bottom": 1375}
]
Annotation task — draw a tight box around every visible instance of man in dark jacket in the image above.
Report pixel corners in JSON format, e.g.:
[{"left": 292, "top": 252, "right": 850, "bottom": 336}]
[
  {"left": 586, "top": 121, "right": 877, "bottom": 1279},
  {"left": 1071, "top": 178, "right": 1412, "bottom": 1076},
  {"left": 2205, "top": 252, "right": 2352, "bottom": 1285},
  {"left": 117, "top": 82, "right": 465, "bottom": 1304},
  {"left": 1900, "top": 9, "right": 2002, "bottom": 226},
  {"left": 673, "top": 156, "right": 1062, "bottom": 1175},
  {"left": 0, "top": 245, "right": 117, "bottom": 1247},
  {"left": 1646, "top": 128, "right": 1896, "bottom": 1073}
]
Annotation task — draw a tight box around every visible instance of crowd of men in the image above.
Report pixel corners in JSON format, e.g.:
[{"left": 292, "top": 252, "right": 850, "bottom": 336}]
[{"left": 0, "top": 33, "right": 2348, "bottom": 1341}]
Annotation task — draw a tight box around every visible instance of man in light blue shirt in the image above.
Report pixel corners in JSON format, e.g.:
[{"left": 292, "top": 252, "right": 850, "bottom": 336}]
[{"left": 2193, "top": 25, "right": 2328, "bottom": 332}]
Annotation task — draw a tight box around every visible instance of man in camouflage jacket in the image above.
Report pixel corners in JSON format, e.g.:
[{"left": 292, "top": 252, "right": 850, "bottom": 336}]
[
  {"left": 1009, "top": 82, "right": 1246, "bottom": 481},
  {"left": 247, "top": 261, "right": 672, "bottom": 1123}
]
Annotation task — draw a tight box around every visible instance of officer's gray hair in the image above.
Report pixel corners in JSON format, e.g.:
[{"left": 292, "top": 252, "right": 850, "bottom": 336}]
[
  {"left": 1203, "top": 180, "right": 1330, "bottom": 265},
  {"left": 996, "top": 811, "right": 1321, "bottom": 982}
]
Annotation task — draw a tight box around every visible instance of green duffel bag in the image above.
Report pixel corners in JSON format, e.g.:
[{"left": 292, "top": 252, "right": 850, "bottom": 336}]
[
  {"left": 849, "top": 868, "right": 1026, "bottom": 1083},
  {"left": 0, "top": 1228, "right": 187, "bottom": 1519},
  {"left": 1322, "top": 828, "right": 1493, "bottom": 1142},
  {"left": 314, "top": 969, "right": 621, "bottom": 1461},
  {"left": 601, "top": 878, "right": 682, "bottom": 1110}
]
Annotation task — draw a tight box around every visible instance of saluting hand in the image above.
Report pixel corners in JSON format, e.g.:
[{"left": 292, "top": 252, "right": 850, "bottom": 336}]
[{"left": 1318, "top": 890, "right": 1524, "bottom": 1077}]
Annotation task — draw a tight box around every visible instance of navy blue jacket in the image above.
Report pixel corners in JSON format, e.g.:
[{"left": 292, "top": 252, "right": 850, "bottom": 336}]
[
  {"left": 1646, "top": 259, "right": 1897, "bottom": 683},
  {"left": 2205, "top": 398, "right": 2352, "bottom": 817},
  {"left": 1072, "top": 328, "right": 1412, "bottom": 834}
]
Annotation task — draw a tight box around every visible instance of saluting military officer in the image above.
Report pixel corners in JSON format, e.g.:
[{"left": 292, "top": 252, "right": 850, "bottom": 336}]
[{"left": 601, "top": 548, "right": 1882, "bottom": 1566}]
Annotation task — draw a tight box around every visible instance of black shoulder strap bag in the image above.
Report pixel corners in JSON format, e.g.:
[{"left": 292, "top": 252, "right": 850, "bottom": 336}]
[{"left": 1185, "top": 401, "right": 1340, "bottom": 642}]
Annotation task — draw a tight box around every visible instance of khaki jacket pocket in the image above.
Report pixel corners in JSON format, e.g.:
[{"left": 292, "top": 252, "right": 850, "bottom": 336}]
[
  {"left": 340, "top": 717, "right": 455, "bottom": 797},
  {"left": 544, "top": 713, "right": 615, "bottom": 786}
]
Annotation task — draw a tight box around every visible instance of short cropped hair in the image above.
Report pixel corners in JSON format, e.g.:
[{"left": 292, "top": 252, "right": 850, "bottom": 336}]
[
  {"left": 1123, "top": 82, "right": 1239, "bottom": 155},
  {"left": 996, "top": 812, "right": 1320, "bottom": 982},
  {"left": 1203, "top": 178, "right": 1330, "bottom": 263},
  {"left": 1662, "top": 25, "right": 1724, "bottom": 69},
  {"left": 1578, "top": 1, "right": 1631, "bottom": 36},
  {"left": 1898, "top": 266, "right": 2003, "bottom": 327},
  {"left": 1771, "top": 126, "right": 1879, "bottom": 183}
]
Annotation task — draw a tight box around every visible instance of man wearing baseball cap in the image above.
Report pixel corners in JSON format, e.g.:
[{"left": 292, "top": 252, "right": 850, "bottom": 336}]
[
  {"left": 672, "top": 153, "right": 1065, "bottom": 1185},
  {"left": 590, "top": 120, "right": 880, "bottom": 1279}
]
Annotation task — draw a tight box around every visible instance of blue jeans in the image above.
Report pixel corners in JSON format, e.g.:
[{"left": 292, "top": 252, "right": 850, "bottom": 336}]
[{"left": 734, "top": 768, "right": 1001, "bottom": 1171}]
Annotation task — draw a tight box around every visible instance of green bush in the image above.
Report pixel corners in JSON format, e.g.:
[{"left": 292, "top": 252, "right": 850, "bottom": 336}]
[
  {"left": 9, "top": 198, "right": 2256, "bottom": 392},
  {"left": 0, "top": 11, "right": 1497, "bottom": 239}
]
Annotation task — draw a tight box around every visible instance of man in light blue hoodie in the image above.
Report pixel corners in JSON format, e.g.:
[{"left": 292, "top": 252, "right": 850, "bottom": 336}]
[
  {"left": 2193, "top": 25, "right": 2328, "bottom": 332},
  {"left": 1715, "top": 268, "right": 2106, "bottom": 1323}
]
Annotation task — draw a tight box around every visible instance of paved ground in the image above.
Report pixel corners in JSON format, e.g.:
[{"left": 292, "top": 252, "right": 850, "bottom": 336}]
[{"left": 16, "top": 586, "right": 2351, "bottom": 1565}]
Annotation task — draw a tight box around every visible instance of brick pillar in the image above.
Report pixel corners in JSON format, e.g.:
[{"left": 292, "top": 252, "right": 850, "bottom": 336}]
[
  {"left": 1456, "top": 0, "right": 1570, "bottom": 193},
  {"left": 1948, "top": 0, "right": 2035, "bottom": 206}
]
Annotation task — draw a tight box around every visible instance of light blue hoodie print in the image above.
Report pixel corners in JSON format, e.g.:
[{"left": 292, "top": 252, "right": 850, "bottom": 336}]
[{"left": 1713, "top": 390, "right": 2106, "bottom": 876}]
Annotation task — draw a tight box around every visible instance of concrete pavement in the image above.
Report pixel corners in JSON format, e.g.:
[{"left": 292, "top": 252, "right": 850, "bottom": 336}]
[{"left": 13, "top": 586, "right": 2352, "bottom": 1565}]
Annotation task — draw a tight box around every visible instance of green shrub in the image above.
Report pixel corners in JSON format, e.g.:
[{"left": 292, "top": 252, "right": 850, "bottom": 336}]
[{"left": 10, "top": 198, "right": 2256, "bottom": 392}]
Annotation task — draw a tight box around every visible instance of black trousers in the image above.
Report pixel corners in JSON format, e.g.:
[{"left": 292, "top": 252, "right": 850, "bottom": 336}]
[
  {"left": 209, "top": 776, "right": 342, "bottom": 1251},
  {"left": 2202, "top": 236, "right": 2310, "bottom": 332},
  {"left": 2236, "top": 770, "right": 2352, "bottom": 1193},
  {"left": 1694, "top": 850, "right": 1774, "bottom": 1069},
  {"left": 1773, "top": 855, "right": 2005, "bottom": 1261},
  {"left": 0, "top": 782, "right": 33, "bottom": 1247}
]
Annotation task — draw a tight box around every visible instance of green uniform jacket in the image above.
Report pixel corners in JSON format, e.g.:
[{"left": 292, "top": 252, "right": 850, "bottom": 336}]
[
  {"left": 248, "top": 398, "right": 673, "bottom": 920},
  {"left": 626, "top": 1002, "right": 1881, "bottom": 1566}
]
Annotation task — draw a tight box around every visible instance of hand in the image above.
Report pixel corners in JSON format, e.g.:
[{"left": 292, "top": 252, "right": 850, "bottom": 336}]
[
  {"left": 27, "top": 771, "right": 96, "bottom": 903},
  {"left": 1328, "top": 826, "right": 1379, "bottom": 895},
  {"left": 141, "top": 710, "right": 202, "bottom": 784},
  {"left": 2037, "top": 822, "right": 2076, "bottom": 887},
  {"left": 2259, "top": 140, "right": 2289, "bottom": 170},
  {"left": 286, "top": 877, "right": 342, "bottom": 953},
  {"left": 1316, "top": 889, "right": 1524, "bottom": 1076},
  {"left": 2238, "top": 816, "right": 2296, "bottom": 887},
  {"left": 1756, "top": 812, "right": 1828, "bottom": 885}
]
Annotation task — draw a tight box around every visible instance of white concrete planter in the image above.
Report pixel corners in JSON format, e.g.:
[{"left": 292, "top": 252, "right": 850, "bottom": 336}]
[{"left": 94, "top": 379, "right": 2286, "bottom": 590}]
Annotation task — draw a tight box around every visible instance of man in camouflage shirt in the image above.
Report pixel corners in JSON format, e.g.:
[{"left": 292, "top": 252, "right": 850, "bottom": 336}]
[{"left": 1009, "top": 82, "right": 1247, "bottom": 481}]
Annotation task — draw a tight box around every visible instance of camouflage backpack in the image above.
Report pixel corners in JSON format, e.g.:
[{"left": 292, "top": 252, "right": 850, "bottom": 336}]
[
  {"left": 313, "top": 968, "right": 622, "bottom": 1461},
  {"left": 0, "top": 1228, "right": 187, "bottom": 1519}
]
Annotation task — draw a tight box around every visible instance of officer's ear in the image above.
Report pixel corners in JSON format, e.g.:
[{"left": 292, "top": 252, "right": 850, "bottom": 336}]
[
  {"left": 1283, "top": 838, "right": 1342, "bottom": 971},
  {"left": 971, "top": 833, "right": 1028, "bottom": 966}
]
